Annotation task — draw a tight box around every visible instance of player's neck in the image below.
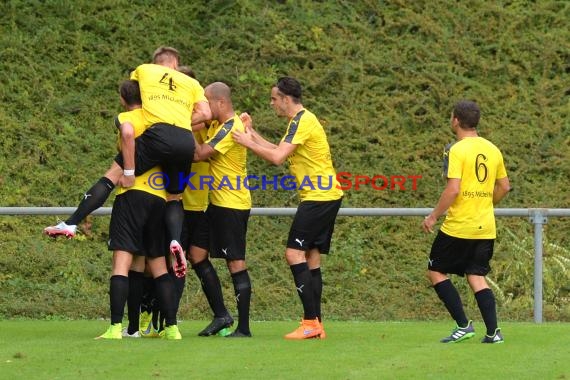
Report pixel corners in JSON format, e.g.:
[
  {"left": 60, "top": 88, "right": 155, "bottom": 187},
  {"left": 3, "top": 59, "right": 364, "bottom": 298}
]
[
  {"left": 218, "top": 110, "right": 235, "bottom": 124},
  {"left": 287, "top": 104, "right": 304, "bottom": 119},
  {"left": 456, "top": 128, "right": 478, "bottom": 139}
]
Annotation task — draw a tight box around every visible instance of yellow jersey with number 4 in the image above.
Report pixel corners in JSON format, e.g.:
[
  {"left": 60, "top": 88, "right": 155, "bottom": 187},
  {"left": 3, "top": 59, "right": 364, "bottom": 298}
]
[{"left": 130, "top": 63, "right": 207, "bottom": 130}]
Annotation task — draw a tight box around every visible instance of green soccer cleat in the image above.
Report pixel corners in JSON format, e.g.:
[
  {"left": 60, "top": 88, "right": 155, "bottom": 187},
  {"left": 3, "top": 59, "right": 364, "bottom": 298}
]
[
  {"left": 139, "top": 311, "right": 153, "bottom": 333},
  {"left": 217, "top": 327, "right": 232, "bottom": 337},
  {"left": 141, "top": 327, "right": 161, "bottom": 338},
  {"left": 95, "top": 323, "right": 122, "bottom": 340},
  {"left": 440, "top": 320, "right": 475, "bottom": 343},
  {"left": 162, "top": 325, "right": 182, "bottom": 340}
]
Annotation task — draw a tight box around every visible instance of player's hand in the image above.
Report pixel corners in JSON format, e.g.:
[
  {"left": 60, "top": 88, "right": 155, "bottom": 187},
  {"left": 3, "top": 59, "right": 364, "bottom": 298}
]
[
  {"left": 232, "top": 126, "right": 253, "bottom": 147},
  {"left": 239, "top": 112, "right": 253, "bottom": 129},
  {"left": 119, "top": 174, "right": 135, "bottom": 188},
  {"left": 422, "top": 214, "right": 436, "bottom": 234}
]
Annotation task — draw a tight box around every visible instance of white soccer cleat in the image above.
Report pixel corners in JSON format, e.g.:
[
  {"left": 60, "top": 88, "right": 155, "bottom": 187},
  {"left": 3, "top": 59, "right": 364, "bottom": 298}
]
[
  {"left": 121, "top": 327, "right": 141, "bottom": 338},
  {"left": 44, "top": 221, "right": 77, "bottom": 239}
]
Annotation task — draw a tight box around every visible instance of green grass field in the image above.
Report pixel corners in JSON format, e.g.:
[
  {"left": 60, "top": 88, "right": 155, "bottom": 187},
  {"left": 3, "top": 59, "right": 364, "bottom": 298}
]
[{"left": 0, "top": 320, "right": 567, "bottom": 379}]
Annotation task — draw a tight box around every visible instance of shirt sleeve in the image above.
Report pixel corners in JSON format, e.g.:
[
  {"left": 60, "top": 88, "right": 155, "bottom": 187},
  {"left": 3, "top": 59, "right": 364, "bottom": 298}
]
[
  {"left": 282, "top": 111, "right": 309, "bottom": 145},
  {"left": 496, "top": 152, "right": 508, "bottom": 179},
  {"left": 207, "top": 119, "right": 235, "bottom": 155},
  {"left": 446, "top": 145, "right": 463, "bottom": 179}
]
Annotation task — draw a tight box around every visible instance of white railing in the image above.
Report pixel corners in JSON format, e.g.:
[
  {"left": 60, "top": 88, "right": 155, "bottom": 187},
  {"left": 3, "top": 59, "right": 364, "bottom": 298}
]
[{"left": 1, "top": 206, "right": 569, "bottom": 323}]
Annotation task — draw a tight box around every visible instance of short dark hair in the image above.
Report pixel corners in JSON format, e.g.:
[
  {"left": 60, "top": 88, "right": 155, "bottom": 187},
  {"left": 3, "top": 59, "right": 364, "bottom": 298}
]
[
  {"left": 453, "top": 100, "right": 480, "bottom": 129},
  {"left": 177, "top": 65, "right": 196, "bottom": 79},
  {"left": 119, "top": 80, "right": 141, "bottom": 106},
  {"left": 275, "top": 76, "right": 302, "bottom": 103},
  {"left": 152, "top": 46, "right": 180, "bottom": 65}
]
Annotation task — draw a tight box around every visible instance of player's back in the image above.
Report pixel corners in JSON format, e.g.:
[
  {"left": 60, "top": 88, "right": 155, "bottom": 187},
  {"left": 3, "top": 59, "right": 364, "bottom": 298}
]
[{"left": 131, "top": 63, "right": 206, "bottom": 130}]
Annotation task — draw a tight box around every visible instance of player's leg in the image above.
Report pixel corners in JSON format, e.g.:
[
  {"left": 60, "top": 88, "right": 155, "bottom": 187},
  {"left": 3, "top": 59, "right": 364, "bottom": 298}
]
[
  {"left": 186, "top": 210, "right": 233, "bottom": 336},
  {"left": 466, "top": 239, "right": 503, "bottom": 343},
  {"left": 147, "top": 256, "right": 181, "bottom": 340},
  {"left": 207, "top": 205, "right": 251, "bottom": 337},
  {"left": 124, "top": 255, "right": 146, "bottom": 337},
  {"left": 428, "top": 231, "right": 474, "bottom": 343},
  {"left": 44, "top": 162, "right": 121, "bottom": 238},
  {"left": 305, "top": 197, "right": 342, "bottom": 339},
  {"left": 225, "top": 259, "right": 252, "bottom": 337},
  {"left": 96, "top": 250, "right": 133, "bottom": 339}
]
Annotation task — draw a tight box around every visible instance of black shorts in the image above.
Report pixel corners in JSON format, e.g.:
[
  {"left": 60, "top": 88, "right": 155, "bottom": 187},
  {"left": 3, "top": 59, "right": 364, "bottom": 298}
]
[
  {"left": 115, "top": 123, "right": 195, "bottom": 194},
  {"left": 181, "top": 210, "right": 209, "bottom": 251},
  {"left": 108, "top": 190, "right": 167, "bottom": 258},
  {"left": 428, "top": 230, "right": 494, "bottom": 276},
  {"left": 207, "top": 204, "right": 250, "bottom": 260},
  {"left": 286, "top": 198, "right": 342, "bottom": 254}
]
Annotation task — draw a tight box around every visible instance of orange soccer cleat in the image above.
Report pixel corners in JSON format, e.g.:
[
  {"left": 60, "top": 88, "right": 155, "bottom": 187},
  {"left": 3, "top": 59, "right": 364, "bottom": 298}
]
[{"left": 284, "top": 318, "right": 323, "bottom": 340}]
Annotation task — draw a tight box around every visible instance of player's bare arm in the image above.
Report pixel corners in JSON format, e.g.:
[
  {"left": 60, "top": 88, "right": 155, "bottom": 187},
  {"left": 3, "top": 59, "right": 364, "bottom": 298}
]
[
  {"left": 193, "top": 142, "right": 216, "bottom": 162},
  {"left": 191, "top": 100, "right": 212, "bottom": 126},
  {"left": 422, "top": 178, "right": 460, "bottom": 233},
  {"left": 238, "top": 112, "right": 278, "bottom": 149},
  {"left": 493, "top": 176, "right": 511, "bottom": 205},
  {"left": 119, "top": 121, "right": 135, "bottom": 188}
]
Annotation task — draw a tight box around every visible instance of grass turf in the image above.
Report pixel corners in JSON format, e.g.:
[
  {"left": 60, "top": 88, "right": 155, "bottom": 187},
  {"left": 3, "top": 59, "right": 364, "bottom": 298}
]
[{"left": 0, "top": 320, "right": 568, "bottom": 379}]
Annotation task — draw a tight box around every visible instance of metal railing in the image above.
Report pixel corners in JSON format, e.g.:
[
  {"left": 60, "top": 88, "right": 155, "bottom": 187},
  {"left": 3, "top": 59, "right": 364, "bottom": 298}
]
[{"left": 1, "top": 206, "right": 569, "bottom": 323}]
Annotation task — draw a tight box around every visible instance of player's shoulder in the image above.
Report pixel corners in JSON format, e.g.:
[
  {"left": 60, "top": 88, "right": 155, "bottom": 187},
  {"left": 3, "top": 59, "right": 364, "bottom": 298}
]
[{"left": 477, "top": 136, "right": 503, "bottom": 154}]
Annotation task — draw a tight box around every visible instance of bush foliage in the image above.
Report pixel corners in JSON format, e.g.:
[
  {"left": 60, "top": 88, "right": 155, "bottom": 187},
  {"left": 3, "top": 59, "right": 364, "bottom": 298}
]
[{"left": 0, "top": 0, "right": 568, "bottom": 321}]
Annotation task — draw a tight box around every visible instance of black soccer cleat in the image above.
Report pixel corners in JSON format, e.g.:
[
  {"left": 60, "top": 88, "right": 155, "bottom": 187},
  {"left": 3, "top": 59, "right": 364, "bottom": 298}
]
[{"left": 198, "top": 314, "right": 234, "bottom": 336}]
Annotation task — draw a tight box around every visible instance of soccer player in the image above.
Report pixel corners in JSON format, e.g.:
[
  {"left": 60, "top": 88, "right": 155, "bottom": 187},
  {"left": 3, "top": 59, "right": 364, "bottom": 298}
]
[
  {"left": 193, "top": 82, "right": 252, "bottom": 337},
  {"left": 96, "top": 80, "right": 181, "bottom": 340},
  {"left": 45, "top": 46, "right": 211, "bottom": 278},
  {"left": 182, "top": 123, "right": 235, "bottom": 336},
  {"left": 134, "top": 67, "right": 234, "bottom": 338},
  {"left": 422, "top": 100, "right": 510, "bottom": 344},
  {"left": 232, "top": 77, "right": 343, "bottom": 340}
]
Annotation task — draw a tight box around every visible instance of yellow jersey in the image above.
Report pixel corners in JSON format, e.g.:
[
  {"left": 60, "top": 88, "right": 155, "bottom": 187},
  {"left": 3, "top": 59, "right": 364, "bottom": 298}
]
[
  {"left": 206, "top": 116, "right": 251, "bottom": 210},
  {"left": 182, "top": 128, "right": 210, "bottom": 211},
  {"left": 441, "top": 137, "right": 507, "bottom": 239},
  {"left": 130, "top": 63, "right": 207, "bottom": 130},
  {"left": 114, "top": 108, "right": 166, "bottom": 200},
  {"left": 282, "top": 109, "right": 343, "bottom": 201}
]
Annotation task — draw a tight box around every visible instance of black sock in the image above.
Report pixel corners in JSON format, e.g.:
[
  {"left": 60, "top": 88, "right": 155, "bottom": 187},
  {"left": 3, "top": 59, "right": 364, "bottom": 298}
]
[
  {"left": 311, "top": 268, "right": 323, "bottom": 322},
  {"left": 433, "top": 279, "right": 468, "bottom": 327},
  {"left": 127, "top": 270, "right": 144, "bottom": 334},
  {"left": 168, "top": 268, "right": 186, "bottom": 315},
  {"left": 140, "top": 276, "right": 155, "bottom": 314},
  {"left": 109, "top": 275, "right": 129, "bottom": 324},
  {"left": 66, "top": 177, "right": 115, "bottom": 225},
  {"left": 152, "top": 301, "right": 160, "bottom": 330},
  {"left": 192, "top": 259, "right": 228, "bottom": 318},
  {"left": 290, "top": 263, "right": 317, "bottom": 320},
  {"left": 231, "top": 269, "right": 252, "bottom": 334},
  {"left": 475, "top": 288, "right": 498, "bottom": 335},
  {"left": 164, "top": 200, "right": 184, "bottom": 243},
  {"left": 154, "top": 273, "right": 177, "bottom": 327}
]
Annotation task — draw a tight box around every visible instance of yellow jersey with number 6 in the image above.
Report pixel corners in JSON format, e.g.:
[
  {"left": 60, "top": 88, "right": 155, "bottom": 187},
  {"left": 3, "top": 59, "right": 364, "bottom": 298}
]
[{"left": 441, "top": 137, "right": 507, "bottom": 239}]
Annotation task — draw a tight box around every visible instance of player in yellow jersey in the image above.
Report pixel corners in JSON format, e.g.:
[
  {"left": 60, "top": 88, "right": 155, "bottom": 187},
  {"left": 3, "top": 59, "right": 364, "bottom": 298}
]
[
  {"left": 181, "top": 124, "right": 235, "bottom": 336},
  {"left": 95, "top": 80, "right": 181, "bottom": 340},
  {"left": 422, "top": 100, "right": 510, "bottom": 344},
  {"left": 193, "top": 82, "right": 252, "bottom": 337},
  {"left": 46, "top": 47, "right": 211, "bottom": 279},
  {"left": 233, "top": 77, "right": 343, "bottom": 340}
]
